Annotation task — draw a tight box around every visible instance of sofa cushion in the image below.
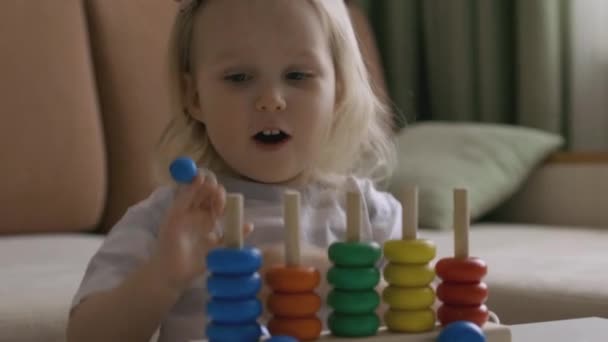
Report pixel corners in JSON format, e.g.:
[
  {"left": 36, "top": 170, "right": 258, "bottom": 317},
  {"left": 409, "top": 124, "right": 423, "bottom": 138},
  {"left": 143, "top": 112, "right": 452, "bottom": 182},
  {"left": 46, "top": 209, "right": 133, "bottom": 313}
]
[
  {"left": 0, "top": 234, "right": 103, "bottom": 342},
  {"left": 422, "top": 224, "right": 608, "bottom": 324},
  {"left": 85, "top": 0, "right": 177, "bottom": 231},
  {"left": 389, "top": 122, "right": 563, "bottom": 230},
  {"left": 0, "top": 1, "right": 106, "bottom": 234}
]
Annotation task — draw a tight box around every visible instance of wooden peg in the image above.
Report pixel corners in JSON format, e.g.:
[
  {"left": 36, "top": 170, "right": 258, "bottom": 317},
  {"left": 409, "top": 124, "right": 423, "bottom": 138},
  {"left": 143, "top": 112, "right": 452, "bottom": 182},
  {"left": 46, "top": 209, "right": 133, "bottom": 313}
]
[
  {"left": 453, "top": 188, "right": 470, "bottom": 259},
  {"left": 224, "top": 193, "right": 244, "bottom": 249},
  {"left": 284, "top": 190, "right": 301, "bottom": 266},
  {"left": 402, "top": 186, "right": 419, "bottom": 240},
  {"left": 346, "top": 191, "right": 361, "bottom": 242}
]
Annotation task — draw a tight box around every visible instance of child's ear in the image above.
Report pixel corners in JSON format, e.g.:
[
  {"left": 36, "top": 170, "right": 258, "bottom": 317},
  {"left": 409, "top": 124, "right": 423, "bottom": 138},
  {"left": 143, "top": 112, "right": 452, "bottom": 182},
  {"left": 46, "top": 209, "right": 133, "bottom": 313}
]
[{"left": 182, "top": 74, "right": 205, "bottom": 122}]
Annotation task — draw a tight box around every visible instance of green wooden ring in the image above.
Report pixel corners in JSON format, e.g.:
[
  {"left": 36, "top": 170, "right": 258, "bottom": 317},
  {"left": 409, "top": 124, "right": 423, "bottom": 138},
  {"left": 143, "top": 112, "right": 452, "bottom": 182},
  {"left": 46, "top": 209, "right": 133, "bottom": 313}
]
[
  {"left": 327, "top": 267, "right": 380, "bottom": 290},
  {"left": 327, "top": 289, "right": 380, "bottom": 314},
  {"left": 328, "top": 242, "right": 382, "bottom": 267},
  {"left": 328, "top": 312, "right": 380, "bottom": 337}
]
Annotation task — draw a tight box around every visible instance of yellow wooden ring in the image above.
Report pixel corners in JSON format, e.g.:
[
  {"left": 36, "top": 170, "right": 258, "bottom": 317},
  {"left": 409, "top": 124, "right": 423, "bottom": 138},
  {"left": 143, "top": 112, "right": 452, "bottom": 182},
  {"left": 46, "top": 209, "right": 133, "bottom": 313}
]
[
  {"left": 382, "top": 285, "right": 435, "bottom": 310},
  {"left": 385, "top": 308, "right": 436, "bottom": 333},
  {"left": 383, "top": 239, "right": 436, "bottom": 264},
  {"left": 383, "top": 263, "right": 435, "bottom": 287}
]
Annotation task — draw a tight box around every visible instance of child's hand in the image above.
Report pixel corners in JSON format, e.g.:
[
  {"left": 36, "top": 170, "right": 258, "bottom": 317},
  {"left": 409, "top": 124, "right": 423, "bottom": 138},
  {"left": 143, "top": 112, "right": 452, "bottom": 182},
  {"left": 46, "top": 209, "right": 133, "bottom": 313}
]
[{"left": 154, "top": 174, "right": 251, "bottom": 291}]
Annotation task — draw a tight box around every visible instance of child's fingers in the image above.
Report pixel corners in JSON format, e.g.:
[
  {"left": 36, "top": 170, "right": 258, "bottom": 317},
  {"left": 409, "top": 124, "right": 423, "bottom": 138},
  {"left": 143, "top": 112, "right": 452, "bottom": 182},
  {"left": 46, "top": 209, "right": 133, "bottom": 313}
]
[
  {"left": 215, "top": 223, "right": 252, "bottom": 245},
  {"left": 196, "top": 176, "right": 218, "bottom": 211},
  {"left": 206, "top": 231, "right": 221, "bottom": 245},
  {"left": 173, "top": 175, "right": 203, "bottom": 213},
  {"left": 211, "top": 185, "right": 226, "bottom": 217},
  {"left": 190, "top": 175, "right": 209, "bottom": 210},
  {"left": 243, "top": 222, "right": 254, "bottom": 236}
]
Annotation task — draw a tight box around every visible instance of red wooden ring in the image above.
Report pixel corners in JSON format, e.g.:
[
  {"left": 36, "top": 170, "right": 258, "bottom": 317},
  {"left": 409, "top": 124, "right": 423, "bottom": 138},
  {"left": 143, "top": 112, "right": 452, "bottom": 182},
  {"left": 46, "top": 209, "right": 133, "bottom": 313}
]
[
  {"left": 268, "top": 293, "right": 321, "bottom": 318},
  {"left": 435, "top": 257, "right": 487, "bottom": 283},
  {"left": 437, "top": 304, "right": 489, "bottom": 327},
  {"left": 265, "top": 266, "right": 320, "bottom": 293},
  {"left": 437, "top": 282, "right": 488, "bottom": 306},
  {"left": 268, "top": 317, "right": 323, "bottom": 341}
]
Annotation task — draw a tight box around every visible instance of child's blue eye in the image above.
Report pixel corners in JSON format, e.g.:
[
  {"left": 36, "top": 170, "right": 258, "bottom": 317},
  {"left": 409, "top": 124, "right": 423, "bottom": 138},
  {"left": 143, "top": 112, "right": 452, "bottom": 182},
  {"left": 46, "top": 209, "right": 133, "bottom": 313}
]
[
  {"left": 286, "top": 72, "right": 310, "bottom": 81},
  {"left": 224, "top": 73, "right": 251, "bottom": 82}
]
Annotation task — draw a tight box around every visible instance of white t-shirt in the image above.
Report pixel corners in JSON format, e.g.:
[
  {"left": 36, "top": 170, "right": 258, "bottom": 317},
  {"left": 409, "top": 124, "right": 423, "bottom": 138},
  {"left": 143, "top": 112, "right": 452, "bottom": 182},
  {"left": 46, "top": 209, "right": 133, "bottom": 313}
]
[{"left": 72, "top": 174, "right": 402, "bottom": 342}]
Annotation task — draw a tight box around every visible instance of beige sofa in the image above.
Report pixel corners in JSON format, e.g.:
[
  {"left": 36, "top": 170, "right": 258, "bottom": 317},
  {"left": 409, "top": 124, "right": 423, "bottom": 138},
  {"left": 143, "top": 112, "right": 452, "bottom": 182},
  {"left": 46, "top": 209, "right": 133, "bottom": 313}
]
[{"left": 1, "top": 1, "right": 607, "bottom": 342}]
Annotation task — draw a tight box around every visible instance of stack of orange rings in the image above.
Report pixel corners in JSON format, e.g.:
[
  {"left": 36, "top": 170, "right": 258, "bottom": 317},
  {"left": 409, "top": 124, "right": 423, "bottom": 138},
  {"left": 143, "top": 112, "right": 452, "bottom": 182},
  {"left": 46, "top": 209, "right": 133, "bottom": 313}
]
[
  {"left": 435, "top": 257, "right": 489, "bottom": 327},
  {"left": 265, "top": 265, "right": 323, "bottom": 340}
]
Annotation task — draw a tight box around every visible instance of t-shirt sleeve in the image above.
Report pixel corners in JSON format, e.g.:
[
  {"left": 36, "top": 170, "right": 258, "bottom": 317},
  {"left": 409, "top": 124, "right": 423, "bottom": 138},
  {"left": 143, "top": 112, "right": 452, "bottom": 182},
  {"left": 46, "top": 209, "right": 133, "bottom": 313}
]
[
  {"left": 355, "top": 177, "right": 403, "bottom": 244},
  {"left": 70, "top": 186, "right": 174, "bottom": 310}
]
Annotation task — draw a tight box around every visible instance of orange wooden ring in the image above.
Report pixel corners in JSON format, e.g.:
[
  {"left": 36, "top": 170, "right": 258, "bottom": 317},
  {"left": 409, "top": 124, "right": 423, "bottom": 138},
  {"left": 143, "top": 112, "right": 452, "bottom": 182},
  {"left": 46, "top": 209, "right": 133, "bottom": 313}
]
[
  {"left": 268, "top": 317, "right": 323, "bottom": 341},
  {"left": 265, "top": 266, "right": 320, "bottom": 293},
  {"left": 268, "top": 293, "right": 321, "bottom": 318},
  {"left": 437, "top": 282, "right": 488, "bottom": 306},
  {"left": 437, "top": 304, "right": 489, "bottom": 327},
  {"left": 435, "top": 257, "right": 487, "bottom": 283}
]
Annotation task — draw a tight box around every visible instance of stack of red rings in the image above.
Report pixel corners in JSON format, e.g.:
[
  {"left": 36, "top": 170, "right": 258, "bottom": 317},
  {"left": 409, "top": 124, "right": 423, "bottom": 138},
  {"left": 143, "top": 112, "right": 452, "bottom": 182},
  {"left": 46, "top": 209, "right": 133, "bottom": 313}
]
[{"left": 435, "top": 257, "right": 489, "bottom": 327}]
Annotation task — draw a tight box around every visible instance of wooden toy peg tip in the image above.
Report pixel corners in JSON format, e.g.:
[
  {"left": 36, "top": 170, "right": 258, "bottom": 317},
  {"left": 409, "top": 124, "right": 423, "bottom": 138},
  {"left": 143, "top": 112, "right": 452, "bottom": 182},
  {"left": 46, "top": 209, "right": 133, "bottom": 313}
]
[
  {"left": 402, "top": 186, "right": 419, "bottom": 240},
  {"left": 346, "top": 191, "right": 361, "bottom": 242},
  {"left": 283, "top": 190, "right": 301, "bottom": 266},
  {"left": 453, "top": 188, "right": 470, "bottom": 259},
  {"left": 224, "top": 193, "right": 244, "bottom": 249}
]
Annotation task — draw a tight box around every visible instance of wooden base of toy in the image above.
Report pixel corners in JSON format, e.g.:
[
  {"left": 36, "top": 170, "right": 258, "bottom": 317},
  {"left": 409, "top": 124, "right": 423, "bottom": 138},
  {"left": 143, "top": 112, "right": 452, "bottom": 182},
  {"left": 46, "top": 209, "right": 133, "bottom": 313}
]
[
  {"left": 315, "top": 322, "right": 511, "bottom": 341},
  {"left": 196, "top": 323, "right": 511, "bottom": 342}
]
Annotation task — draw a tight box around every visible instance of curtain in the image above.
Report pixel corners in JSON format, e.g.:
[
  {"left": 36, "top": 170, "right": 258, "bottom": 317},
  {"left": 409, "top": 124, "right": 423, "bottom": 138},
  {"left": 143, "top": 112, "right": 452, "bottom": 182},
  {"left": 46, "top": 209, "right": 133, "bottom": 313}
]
[{"left": 358, "top": 0, "right": 575, "bottom": 147}]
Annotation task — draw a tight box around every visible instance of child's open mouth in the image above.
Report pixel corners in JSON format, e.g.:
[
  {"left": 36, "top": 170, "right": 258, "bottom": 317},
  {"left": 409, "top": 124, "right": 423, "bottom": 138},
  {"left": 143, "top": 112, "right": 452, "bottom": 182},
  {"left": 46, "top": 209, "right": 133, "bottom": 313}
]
[{"left": 253, "top": 130, "right": 291, "bottom": 146}]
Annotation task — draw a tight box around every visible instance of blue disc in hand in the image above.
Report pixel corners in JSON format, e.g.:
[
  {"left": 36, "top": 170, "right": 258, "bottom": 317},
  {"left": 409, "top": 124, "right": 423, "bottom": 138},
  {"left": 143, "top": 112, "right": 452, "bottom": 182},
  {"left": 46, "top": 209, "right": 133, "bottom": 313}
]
[
  {"left": 169, "top": 157, "right": 198, "bottom": 184},
  {"left": 438, "top": 321, "right": 486, "bottom": 342},
  {"left": 207, "top": 273, "right": 262, "bottom": 299},
  {"left": 206, "top": 322, "right": 262, "bottom": 342},
  {"left": 207, "top": 247, "right": 262, "bottom": 275},
  {"left": 207, "top": 298, "right": 262, "bottom": 324}
]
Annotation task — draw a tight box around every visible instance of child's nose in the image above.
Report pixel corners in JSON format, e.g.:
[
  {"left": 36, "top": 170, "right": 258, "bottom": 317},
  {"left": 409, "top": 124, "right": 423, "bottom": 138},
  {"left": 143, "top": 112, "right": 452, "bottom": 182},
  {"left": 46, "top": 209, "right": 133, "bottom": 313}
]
[{"left": 255, "top": 92, "right": 286, "bottom": 112}]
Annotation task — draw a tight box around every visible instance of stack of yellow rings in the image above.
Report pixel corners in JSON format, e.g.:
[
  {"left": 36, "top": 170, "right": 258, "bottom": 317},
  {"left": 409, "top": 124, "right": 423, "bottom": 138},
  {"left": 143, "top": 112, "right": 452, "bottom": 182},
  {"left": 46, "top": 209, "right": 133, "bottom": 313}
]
[{"left": 382, "top": 239, "right": 437, "bottom": 332}]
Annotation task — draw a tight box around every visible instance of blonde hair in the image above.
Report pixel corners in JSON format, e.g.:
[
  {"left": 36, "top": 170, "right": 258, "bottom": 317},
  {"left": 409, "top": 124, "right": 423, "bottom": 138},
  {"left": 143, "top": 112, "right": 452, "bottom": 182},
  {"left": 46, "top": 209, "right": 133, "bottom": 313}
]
[{"left": 156, "top": 0, "right": 396, "bottom": 188}]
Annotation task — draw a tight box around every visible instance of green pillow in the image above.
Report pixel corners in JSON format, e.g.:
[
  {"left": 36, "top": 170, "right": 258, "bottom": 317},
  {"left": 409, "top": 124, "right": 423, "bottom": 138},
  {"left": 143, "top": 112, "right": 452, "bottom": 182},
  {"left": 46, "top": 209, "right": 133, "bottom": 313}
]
[{"left": 388, "top": 122, "right": 564, "bottom": 230}]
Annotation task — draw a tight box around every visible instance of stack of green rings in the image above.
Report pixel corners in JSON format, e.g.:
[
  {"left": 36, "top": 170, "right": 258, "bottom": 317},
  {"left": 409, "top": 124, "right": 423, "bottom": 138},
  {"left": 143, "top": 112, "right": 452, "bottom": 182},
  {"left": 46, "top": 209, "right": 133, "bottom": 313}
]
[
  {"left": 327, "top": 241, "right": 382, "bottom": 337},
  {"left": 382, "top": 238, "right": 437, "bottom": 332}
]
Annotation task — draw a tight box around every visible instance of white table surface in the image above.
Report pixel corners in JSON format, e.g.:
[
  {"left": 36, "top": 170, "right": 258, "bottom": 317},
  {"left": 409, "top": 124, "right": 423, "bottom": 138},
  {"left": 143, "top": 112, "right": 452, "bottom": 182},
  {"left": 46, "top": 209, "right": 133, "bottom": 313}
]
[
  {"left": 194, "top": 317, "right": 608, "bottom": 342},
  {"left": 510, "top": 317, "right": 608, "bottom": 342}
]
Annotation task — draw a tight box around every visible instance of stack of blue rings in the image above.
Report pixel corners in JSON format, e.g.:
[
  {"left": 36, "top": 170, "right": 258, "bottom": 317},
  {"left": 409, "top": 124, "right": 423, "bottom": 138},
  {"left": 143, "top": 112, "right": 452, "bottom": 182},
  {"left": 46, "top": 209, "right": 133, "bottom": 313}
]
[
  {"left": 206, "top": 247, "right": 264, "bottom": 341},
  {"left": 169, "top": 157, "right": 264, "bottom": 341}
]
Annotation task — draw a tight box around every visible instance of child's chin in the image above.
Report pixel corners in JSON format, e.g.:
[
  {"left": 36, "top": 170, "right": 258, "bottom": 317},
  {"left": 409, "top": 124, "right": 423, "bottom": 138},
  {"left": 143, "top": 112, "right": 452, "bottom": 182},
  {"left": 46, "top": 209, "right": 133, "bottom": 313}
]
[{"left": 244, "top": 169, "right": 305, "bottom": 185}]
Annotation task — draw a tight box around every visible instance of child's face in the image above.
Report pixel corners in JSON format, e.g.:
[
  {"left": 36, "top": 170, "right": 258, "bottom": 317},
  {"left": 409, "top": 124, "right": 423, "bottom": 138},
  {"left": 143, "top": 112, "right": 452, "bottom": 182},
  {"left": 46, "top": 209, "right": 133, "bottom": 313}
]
[{"left": 185, "top": 0, "right": 337, "bottom": 184}]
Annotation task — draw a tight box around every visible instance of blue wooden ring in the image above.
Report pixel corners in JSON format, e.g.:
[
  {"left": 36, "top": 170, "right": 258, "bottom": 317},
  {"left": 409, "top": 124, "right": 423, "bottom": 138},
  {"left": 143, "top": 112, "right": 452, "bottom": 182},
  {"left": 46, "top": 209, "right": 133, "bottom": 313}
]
[
  {"left": 169, "top": 157, "right": 198, "bottom": 184},
  {"left": 438, "top": 321, "right": 486, "bottom": 342},
  {"left": 206, "top": 322, "right": 262, "bottom": 342},
  {"left": 207, "top": 273, "right": 261, "bottom": 299},
  {"left": 207, "top": 298, "right": 262, "bottom": 324},
  {"left": 207, "top": 247, "right": 262, "bottom": 275}
]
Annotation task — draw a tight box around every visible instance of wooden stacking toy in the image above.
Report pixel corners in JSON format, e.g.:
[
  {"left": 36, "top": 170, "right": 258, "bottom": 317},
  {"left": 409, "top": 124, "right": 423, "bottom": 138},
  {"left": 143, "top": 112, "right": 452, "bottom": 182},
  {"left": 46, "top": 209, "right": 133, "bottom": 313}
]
[
  {"left": 169, "top": 157, "right": 264, "bottom": 342},
  {"left": 326, "top": 191, "right": 383, "bottom": 337},
  {"left": 435, "top": 189, "right": 489, "bottom": 327},
  {"left": 382, "top": 187, "right": 437, "bottom": 333},
  {"left": 265, "top": 191, "right": 323, "bottom": 341}
]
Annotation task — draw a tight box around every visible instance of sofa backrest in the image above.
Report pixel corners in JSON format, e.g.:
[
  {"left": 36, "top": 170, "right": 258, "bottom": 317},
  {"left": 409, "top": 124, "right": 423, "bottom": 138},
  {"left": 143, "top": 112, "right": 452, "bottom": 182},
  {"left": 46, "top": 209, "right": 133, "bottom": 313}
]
[
  {"left": 0, "top": 0, "right": 106, "bottom": 234},
  {"left": 85, "top": 0, "right": 175, "bottom": 231},
  {"left": 0, "top": 0, "right": 386, "bottom": 234}
]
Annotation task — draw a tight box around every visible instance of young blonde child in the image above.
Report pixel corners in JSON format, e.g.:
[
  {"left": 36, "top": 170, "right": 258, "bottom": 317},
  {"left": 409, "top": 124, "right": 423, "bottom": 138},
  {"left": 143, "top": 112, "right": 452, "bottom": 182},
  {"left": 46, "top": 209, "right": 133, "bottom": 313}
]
[{"left": 67, "top": 0, "right": 401, "bottom": 341}]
